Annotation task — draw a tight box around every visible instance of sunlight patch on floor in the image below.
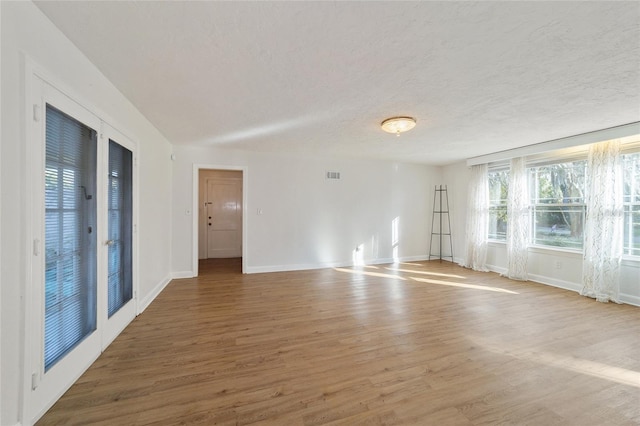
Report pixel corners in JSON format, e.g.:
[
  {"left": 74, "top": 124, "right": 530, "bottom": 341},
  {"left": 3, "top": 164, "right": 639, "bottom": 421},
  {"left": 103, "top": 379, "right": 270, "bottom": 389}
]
[
  {"left": 334, "top": 268, "right": 407, "bottom": 281},
  {"left": 477, "top": 340, "right": 640, "bottom": 388},
  {"left": 386, "top": 267, "right": 467, "bottom": 279},
  {"left": 410, "top": 277, "right": 519, "bottom": 294}
]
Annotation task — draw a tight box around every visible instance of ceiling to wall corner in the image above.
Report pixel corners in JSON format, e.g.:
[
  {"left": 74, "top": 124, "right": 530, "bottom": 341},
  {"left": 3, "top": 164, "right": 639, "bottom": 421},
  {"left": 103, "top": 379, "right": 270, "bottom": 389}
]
[{"left": 34, "top": 1, "right": 640, "bottom": 166}]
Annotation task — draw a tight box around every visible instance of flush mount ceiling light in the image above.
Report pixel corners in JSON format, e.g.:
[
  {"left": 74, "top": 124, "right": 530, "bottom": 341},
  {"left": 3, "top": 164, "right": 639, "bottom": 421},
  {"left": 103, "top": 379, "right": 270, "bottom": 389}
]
[{"left": 381, "top": 116, "right": 416, "bottom": 136}]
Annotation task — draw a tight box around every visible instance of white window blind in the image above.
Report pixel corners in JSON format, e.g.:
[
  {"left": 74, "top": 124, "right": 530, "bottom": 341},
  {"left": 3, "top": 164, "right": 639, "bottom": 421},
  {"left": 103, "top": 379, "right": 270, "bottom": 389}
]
[
  {"left": 44, "top": 105, "right": 97, "bottom": 370},
  {"left": 107, "top": 140, "right": 133, "bottom": 317}
]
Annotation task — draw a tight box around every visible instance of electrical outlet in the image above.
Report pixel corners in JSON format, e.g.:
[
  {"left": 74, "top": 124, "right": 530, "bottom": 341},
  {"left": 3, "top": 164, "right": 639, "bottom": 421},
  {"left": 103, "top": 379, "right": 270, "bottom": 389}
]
[{"left": 554, "top": 260, "right": 562, "bottom": 269}]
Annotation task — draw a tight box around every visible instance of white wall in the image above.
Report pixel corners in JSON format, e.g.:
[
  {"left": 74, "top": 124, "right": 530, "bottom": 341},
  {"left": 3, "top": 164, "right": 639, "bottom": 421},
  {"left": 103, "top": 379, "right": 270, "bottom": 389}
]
[
  {"left": 1, "top": 2, "right": 173, "bottom": 424},
  {"left": 441, "top": 161, "right": 469, "bottom": 264},
  {"left": 172, "top": 146, "right": 441, "bottom": 275},
  {"left": 442, "top": 160, "right": 640, "bottom": 306}
]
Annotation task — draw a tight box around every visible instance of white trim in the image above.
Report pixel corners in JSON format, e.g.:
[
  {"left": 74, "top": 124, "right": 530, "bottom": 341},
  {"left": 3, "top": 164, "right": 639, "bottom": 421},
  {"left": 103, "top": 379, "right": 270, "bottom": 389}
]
[
  {"left": 467, "top": 122, "right": 640, "bottom": 166},
  {"left": 621, "top": 256, "right": 640, "bottom": 267},
  {"left": 191, "top": 164, "right": 248, "bottom": 276},
  {"left": 398, "top": 255, "right": 432, "bottom": 263},
  {"left": 453, "top": 256, "right": 465, "bottom": 265},
  {"left": 245, "top": 256, "right": 430, "bottom": 274},
  {"left": 619, "top": 293, "right": 640, "bottom": 307},
  {"left": 527, "top": 273, "right": 582, "bottom": 293},
  {"left": 486, "top": 264, "right": 507, "bottom": 275},
  {"left": 621, "top": 256, "right": 640, "bottom": 269},
  {"left": 21, "top": 53, "right": 36, "bottom": 426},
  {"left": 172, "top": 271, "right": 194, "bottom": 279},
  {"left": 528, "top": 245, "right": 582, "bottom": 258},
  {"left": 488, "top": 241, "right": 638, "bottom": 261},
  {"left": 0, "top": 3, "right": 2, "bottom": 416},
  {"left": 488, "top": 262, "right": 640, "bottom": 307},
  {"left": 138, "top": 275, "right": 172, "bottom": 314}
]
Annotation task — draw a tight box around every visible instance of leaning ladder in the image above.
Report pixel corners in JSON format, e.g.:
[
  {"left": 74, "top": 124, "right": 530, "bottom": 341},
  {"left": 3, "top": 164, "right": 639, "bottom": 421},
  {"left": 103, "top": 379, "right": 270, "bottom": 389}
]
[{"left": 428, "top": 185, "right": 454, "bottom": 262}]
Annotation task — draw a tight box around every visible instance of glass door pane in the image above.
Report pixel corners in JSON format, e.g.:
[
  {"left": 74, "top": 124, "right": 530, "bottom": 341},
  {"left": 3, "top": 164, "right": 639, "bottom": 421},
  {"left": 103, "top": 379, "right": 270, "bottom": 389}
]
[
  {"left": 44, "top": 105, "right": 97, "bottom": 370},
  {"left": 107, "top": 140, "right": 133, "bottom": 317}
]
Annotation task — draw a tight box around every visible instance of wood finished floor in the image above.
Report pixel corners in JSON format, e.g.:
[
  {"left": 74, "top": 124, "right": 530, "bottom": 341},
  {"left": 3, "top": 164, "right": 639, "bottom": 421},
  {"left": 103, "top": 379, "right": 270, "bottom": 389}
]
[{"left": 38, "top": 259, "right": 640, "bottom": 425}]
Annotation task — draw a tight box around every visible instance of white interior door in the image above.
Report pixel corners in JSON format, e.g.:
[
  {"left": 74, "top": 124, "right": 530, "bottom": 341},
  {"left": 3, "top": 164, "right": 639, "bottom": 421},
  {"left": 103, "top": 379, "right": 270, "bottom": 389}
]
[{"left": 206, "top": 177, "right": 242, "bottom": 258}]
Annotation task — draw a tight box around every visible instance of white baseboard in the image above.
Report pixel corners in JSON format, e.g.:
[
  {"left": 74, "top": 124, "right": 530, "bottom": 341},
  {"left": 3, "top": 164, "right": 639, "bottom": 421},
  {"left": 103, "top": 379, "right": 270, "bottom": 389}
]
[
  {"left": 490, "top": 265, "right": 582, "bottom": 294},
  {"left": 620, "top": 293, "right": 640, "bottom": 307},
  {"left": 138, "top": 274, "right": 172, "bottom": 314},
  {"left": 246, "top": 260, "right": 364, "bottom": 274},
  {"left": 486, "top": 264, "right": 507, "bottom": 275},
  {"left": 244, "top": 255, "right": 430, "bottom": 274},
  {"left": 527, "top": 273, "right": 582, "bottom": 293},
  {"left": 245, "top": 262, "right": 345, "bottom": 274},
  {"left": 487, "top": 266, "right": 639, "bottom": 307},
  {"left": 400, "top": 255, "right": 431, "bottom": 263},
  {"left": 171, "top": 271, "right": 194, "bottom": 279}
]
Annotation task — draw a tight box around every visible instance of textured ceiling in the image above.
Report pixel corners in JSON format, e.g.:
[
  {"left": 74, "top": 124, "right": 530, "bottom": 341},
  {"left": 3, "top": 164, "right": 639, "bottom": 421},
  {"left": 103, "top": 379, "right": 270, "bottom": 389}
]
[{"left": 35, "top": 1, "right": 640, "bottom": 165}]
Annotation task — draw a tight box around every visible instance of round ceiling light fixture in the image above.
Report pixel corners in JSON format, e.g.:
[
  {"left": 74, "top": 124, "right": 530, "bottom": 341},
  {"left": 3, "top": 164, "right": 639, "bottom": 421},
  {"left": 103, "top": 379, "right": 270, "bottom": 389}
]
[{"left": 381, "top": 116, "right": 416, "bottom": 136}]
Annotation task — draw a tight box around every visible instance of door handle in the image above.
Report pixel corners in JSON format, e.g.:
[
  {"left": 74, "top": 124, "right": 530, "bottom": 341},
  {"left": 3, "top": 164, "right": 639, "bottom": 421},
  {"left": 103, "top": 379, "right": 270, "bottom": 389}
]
[{"left": 105, "top": 240, "right": 115, "bottom": 246}]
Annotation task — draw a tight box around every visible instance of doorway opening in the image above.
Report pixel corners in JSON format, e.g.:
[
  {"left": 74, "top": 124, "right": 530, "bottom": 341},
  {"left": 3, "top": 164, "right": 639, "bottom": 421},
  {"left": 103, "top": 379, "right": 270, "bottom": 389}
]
[{"left": 192, "top": 165, "right": 247, "bottom": 276}]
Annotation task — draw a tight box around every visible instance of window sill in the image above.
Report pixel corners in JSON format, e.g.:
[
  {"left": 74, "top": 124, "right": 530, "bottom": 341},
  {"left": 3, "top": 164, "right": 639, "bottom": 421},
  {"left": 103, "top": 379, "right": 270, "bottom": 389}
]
[
  {"left": 486, "top": 241, "right": 639, "bottom": 265},
  {"left": 487, "top": 241, "right": 583, "bottom": 256},
  {"left": 528, "top": 244, "right": 582, "bottom": 257},
  {"left": 622, "top": 256, "right": 640, "bottom": 267}
]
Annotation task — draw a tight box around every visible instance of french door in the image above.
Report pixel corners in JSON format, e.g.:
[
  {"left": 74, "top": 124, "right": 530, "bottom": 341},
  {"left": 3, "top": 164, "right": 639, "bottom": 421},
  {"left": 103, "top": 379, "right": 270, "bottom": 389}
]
[{"left": 28, "top": 80, "right": 137, "bottom": 423}]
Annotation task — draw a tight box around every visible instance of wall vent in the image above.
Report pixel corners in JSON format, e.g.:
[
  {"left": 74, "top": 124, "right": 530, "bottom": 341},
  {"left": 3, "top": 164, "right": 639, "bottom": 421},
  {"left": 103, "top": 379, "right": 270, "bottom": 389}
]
[{"left": 326, "top": 171, "right": 341, "bottom": 180}]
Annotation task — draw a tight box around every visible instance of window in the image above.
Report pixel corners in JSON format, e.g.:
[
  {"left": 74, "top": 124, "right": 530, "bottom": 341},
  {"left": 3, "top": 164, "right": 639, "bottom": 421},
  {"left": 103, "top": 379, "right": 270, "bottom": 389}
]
[
  {"left": 488, "top": 170, "right": 508, "bottom": 240},
  {"left": 529, "top": 161, "right": 586, "bottom": 250},
  {"left": 623, "top": 152, "right": 640, "bottom": 256}
]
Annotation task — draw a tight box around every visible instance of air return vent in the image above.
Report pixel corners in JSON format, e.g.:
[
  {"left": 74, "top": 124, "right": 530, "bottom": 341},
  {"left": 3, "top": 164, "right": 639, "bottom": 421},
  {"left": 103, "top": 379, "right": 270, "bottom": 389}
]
[{"left": 326, "top": 171, "right": 341, "bottom": 180}]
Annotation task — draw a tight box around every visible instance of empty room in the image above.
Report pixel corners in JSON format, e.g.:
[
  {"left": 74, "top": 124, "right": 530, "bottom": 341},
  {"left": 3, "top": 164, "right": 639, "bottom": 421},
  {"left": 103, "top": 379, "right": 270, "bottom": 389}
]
[{"left": 1, "top": 1, "right": 639, "bottom": 425}]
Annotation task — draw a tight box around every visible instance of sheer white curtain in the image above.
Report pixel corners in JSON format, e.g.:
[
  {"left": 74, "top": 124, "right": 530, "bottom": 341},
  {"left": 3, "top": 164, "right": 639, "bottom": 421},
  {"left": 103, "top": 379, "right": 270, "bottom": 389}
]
[
  {"left": 462, "top": 164, "right": 489, "bottom": 271},
  {"left": 506, "top": 157, "right": 529, "bottom": 280},
  {"left": 581, "top": 140, "right": 623, "bottom": 303}
]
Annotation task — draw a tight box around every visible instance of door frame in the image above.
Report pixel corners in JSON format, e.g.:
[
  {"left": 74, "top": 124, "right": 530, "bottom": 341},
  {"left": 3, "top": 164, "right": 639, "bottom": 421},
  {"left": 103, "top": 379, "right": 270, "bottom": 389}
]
[
  {"left": 23, "top": 59, "right": 140, "bottom": 424},
  {"left": 192, "top": 164, "right": 248, "bottom": 275}
]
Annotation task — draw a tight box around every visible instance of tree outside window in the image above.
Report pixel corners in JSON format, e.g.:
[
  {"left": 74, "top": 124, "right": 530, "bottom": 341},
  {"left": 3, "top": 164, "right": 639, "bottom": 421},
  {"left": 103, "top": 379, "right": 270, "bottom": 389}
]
[
  {"left": 488, "top": 170, "right": 508, "bottom": 240},
  {"left": 530, "top": 161, "right": 586, "bottom": 250},
  {"left": 623, "top": 152, "right": 640, "bottom": 256}
]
